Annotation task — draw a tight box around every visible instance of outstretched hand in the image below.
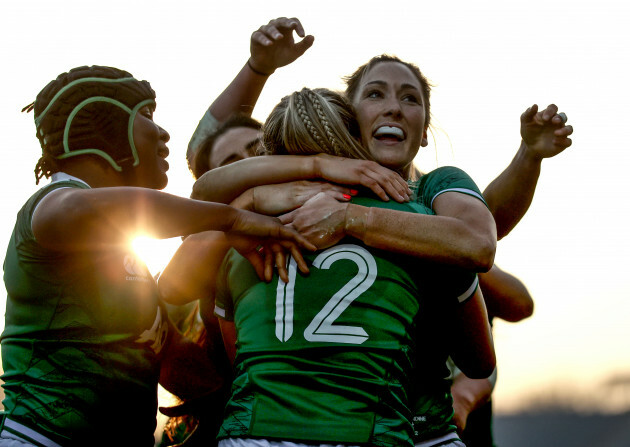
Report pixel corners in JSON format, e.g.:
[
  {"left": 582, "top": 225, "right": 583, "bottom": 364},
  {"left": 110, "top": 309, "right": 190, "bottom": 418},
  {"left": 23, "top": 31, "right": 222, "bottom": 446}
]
[
  {"left": 249, "top": 17, "right": 315, "bottom": 75},
  {"left": 226, "top": 209, "right": 315, "bottom": 283},
  {"left": 521, "top": 104, "right": 573, "bottom": 160}
]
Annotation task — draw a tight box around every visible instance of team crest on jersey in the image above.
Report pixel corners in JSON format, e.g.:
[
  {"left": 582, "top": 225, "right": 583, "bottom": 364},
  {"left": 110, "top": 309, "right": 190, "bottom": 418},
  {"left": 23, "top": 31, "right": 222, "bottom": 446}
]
[
  {"left": 124, "top": 253, "right": 150, "bottom": 282},
  {"left": 135, "top": 306, "right": 168, "bottom": 354}
]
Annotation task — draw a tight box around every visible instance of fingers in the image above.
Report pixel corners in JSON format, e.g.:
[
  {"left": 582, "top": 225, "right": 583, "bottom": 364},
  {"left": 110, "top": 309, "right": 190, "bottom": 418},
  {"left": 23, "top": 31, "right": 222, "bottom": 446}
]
[
  {"left": 251, "top": 30, "right": 273, "bottom": 47},
  {"left": 288, "top": 244, "right": 310, "bottom": 274},
  {"left": 278, "top": 209, "right": 296, "bottom": 225},
  {"left": 361, "top": 175, "right": 389, "bottom": 201},
  {"left": 554, "top": 124, "right": 573, "bottom": 137},
  {"left": 294, "top": 34, "right": 315, "bottom": 55},
  {"left": 541, "top": 104, "right": 559, "bottom": 122},
  {"left": 254, "top": 25, "right": 283, "bottom": 45},
  {"left": 263, "top": 247, "right": 274, "bottom": 282},
  {"left": 317, "top": 183, "right": 355, "bottom": 202},
  {"left": 279, "top": 225, "right": 317, "bottom": 252},
  {"left": 262, "top": 241, "right": 310, "bottom": 283},
  {"left": 520, "top": 104, "right": 538, "bottom": 124},
  {"left": 272, "top": 245, "right": 288, "bottom": 283},
  {"left": 362, "top": 164, "right": 411, "bottom": 203},
  {"left": 246, "top": 250, "right": 267, "bottom": 282}
]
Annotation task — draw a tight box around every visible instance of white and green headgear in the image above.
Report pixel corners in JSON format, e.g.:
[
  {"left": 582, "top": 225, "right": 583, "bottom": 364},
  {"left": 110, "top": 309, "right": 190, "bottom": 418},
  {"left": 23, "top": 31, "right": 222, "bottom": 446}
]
[{"left": 31, "top": 65, "right": 156, "bottom": 183}]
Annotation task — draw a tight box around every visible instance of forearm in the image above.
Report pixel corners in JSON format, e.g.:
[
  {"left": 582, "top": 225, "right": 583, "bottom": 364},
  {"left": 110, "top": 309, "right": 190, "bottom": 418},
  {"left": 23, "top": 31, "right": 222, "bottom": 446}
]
[
  {"left": 483, "top": 141, "right": 542, "bottom": 239},
  {"left": 208, "top": 61, "right": 270, "bottom": 121},
  {"left": 478, "top": 264, "right": 534, "bottom": 322},
  {"left": 187, "top": 62, "right": 269, "bottom": 163},
  {"left": 192, "top": 155, "right": 316, "bottom": 203},
  {"left": 449, "top": 290, "right": 496, "bottom": 379},
  {"left": 159, "top": 231, "right": 230, "bottom": 305},
  {"left": 33, "top": 187, "right": 239, "bottom": 249},
  {"left": 451, "top": 372, "right": 494, "bottom": 432},
  {"left": 345, "top": 204, "right": 495, "bottom": 271}
]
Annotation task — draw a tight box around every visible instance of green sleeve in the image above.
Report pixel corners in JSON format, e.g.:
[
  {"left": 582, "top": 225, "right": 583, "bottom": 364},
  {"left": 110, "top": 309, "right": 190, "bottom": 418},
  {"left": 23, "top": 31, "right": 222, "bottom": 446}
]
[
  {"left": 214, "top": 249, "right": 236, "bottom": 322},
  {"left": 411, "top": 166, "right": 486, "bottom": 210}
]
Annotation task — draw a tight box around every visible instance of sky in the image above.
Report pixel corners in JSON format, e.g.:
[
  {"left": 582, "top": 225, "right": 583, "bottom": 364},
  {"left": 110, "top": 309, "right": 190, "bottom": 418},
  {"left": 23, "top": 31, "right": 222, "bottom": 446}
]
[{"left": 2, "top": 0, "right": 630, "bottom": 415}]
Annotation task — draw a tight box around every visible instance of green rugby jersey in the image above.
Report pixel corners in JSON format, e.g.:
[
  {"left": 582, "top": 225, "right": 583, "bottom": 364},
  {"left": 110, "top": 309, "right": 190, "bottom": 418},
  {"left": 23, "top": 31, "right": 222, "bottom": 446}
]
[
  {"left": 1, "top": 176, "right": 168, "bottom": 446},
  {"left": 408, "top": 166, "right": 487, "bottom": 444},
  {"left": 215, "top": 192, "right": 478, "bottom": 446}
]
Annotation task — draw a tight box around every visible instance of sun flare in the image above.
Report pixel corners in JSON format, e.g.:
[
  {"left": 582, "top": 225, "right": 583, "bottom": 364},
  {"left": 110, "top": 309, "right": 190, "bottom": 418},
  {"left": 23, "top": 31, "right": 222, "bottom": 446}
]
[{"left": 131, "top": 236, "right": 182, "bottom": 277}]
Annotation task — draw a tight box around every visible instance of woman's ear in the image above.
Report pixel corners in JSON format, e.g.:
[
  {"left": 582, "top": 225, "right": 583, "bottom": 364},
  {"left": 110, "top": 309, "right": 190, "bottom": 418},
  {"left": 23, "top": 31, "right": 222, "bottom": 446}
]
[{"left": 421, "top": 128, "right": 429, "bottom": 147}]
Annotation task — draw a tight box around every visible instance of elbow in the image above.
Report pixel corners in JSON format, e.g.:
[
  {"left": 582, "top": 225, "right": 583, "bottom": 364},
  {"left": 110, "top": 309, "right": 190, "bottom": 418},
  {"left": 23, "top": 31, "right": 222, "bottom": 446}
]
[
  {"left": 460, "top": 353, "right": 497, "bottom": 380},
  {"left": 517, "top": 298, "right": 535, "bottom": 321},
  {"left": 190, "top": 182, "right": 203, "bottom": 201},
  {"left": 470, "top": 236, "right": 496, "bottom": 273},
  {"left": 157, "top": 275, "right": 189, "bottom": 306}
]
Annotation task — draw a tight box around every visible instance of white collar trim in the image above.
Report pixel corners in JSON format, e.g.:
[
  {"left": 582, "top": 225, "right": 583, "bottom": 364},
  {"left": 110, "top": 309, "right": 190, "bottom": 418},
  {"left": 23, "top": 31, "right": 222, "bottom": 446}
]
[{"left": 51, "top": 172, "right": 90, "bottom": 188}]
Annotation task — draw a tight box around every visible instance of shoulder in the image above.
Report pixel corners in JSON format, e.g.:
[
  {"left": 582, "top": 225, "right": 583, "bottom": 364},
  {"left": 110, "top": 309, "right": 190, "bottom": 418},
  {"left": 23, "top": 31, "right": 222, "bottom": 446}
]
[{"left": 413, "top": 166, "right": 485, "bottom": 209}]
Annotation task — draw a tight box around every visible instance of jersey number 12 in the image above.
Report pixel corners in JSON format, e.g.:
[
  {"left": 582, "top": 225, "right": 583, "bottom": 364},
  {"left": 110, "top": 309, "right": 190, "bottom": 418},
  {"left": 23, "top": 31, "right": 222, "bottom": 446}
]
[{"left": 275, "top": 244, "right": 377, "bottom": 345}]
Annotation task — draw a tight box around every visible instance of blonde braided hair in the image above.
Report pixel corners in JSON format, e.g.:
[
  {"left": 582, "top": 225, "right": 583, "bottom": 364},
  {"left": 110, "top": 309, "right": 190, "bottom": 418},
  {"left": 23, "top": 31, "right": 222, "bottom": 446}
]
[
  {"left": 295, "top": 93, "right": 328, "bottom": 152},
  {"left": 262, "top": 87, "right": 373, "bottom": 161}
]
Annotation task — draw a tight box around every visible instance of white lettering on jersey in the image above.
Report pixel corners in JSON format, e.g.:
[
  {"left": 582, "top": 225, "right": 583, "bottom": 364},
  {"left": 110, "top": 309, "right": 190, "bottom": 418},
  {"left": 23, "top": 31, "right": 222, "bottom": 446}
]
[{"left": 124, "top": 254, "right": 150, "bottom": 282}]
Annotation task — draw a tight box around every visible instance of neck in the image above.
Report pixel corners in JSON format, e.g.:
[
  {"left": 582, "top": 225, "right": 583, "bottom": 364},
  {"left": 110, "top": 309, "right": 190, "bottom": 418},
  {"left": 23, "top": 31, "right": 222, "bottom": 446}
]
[{"left": 60, "top": 158, "right": 126, "bottom": 188}]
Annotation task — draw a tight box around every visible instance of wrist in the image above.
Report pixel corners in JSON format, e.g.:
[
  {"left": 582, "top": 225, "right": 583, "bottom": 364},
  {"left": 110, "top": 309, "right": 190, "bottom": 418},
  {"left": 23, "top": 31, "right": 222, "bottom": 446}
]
[
  {"left": 344, "top": 204, "right": 369, "bottom": 241},
  {"left": 220, "top": 205, "right": 241, "bottom": 232},
  {"left": 311, "top": 154, "right": 325, "bottom": 179},
  {"left": 230, "top": 189, "right": 255, "bottom": 211},
  {"left": 247, "top": 58, "right": 275, "bottom": 77},
  {"left": 519, "top": 140, "right": 544, "bottom": 164}
]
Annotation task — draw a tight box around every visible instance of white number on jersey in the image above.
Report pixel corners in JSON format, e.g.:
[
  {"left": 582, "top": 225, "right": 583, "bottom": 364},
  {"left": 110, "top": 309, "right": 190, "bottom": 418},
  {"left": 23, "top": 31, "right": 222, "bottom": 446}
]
[{"left": 275, "top": 244, "right": 377, "bottom": 345}]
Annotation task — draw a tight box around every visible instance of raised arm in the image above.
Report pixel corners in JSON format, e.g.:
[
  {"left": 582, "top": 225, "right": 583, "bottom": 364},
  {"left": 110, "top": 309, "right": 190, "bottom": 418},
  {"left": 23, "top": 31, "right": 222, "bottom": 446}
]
[
  {"left": 483, "top": 104, "right": 573, "bottom": 239},
  {"left": 187, "top": 17, "right": 314, "bottom": 164}
]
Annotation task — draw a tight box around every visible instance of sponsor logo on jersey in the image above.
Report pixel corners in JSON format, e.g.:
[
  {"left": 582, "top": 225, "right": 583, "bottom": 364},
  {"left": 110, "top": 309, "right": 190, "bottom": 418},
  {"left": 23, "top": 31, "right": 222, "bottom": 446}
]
[{"left": 124, "top": 254, "right": 150, "bottom": 282}]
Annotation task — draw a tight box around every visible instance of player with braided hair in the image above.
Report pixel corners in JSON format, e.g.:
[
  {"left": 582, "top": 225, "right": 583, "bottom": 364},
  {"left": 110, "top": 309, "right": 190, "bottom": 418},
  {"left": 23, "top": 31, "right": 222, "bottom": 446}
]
[
  {"left": 261, "top": 88, "right": 369, "bottom": 161},
  {"left": 0, "top": 65, "right": 315, "bottom": 447},
  {"left": 182, "top": 46, "right": 572, "bottom": 446},
  {"left": 160, "top": 86, "right": 495, "bottom": 446}
]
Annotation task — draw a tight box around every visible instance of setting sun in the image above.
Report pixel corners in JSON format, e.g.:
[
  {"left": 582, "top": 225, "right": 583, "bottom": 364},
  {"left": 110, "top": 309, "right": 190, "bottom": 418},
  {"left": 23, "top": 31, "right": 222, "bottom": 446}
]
[{"left": 132, "top": 236, "right": 182, "bottom": 277}]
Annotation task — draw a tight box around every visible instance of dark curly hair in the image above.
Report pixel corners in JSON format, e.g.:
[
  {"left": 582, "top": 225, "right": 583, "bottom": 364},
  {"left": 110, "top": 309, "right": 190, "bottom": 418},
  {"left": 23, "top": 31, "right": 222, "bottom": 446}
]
[
  {"left": 28, "top": 65, "right": 155, "bottom": 184},
  {"left": 191, "top": 113, "right": 261, "bottom": 179}
]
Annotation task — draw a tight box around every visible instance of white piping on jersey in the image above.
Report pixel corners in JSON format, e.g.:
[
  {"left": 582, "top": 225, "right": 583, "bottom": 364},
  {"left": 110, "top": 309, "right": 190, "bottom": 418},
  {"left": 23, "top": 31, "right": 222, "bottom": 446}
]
[
  {"left": 1, "top": 418, "right": 63, "bottom": 447},
  {"left": 214, "top": 305, "right": 226, "bottom": 319},
  {"left": 219, "top": 438, "right": 360, "bottom": 447},
  {"left": 430, "top": 188, "right": 485, "bottom": 208},
  {"left": 50, "top": 172, "right": 90, "bottom": 187},
  {"left": 414, "top": 431, "right": 461, "bottom": 447},
  {"left": 31, "top": 172, "right": 91, "bottom": 233},
  {"left": 457, "top": 275, "right": 479, "bottom": 303}
]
